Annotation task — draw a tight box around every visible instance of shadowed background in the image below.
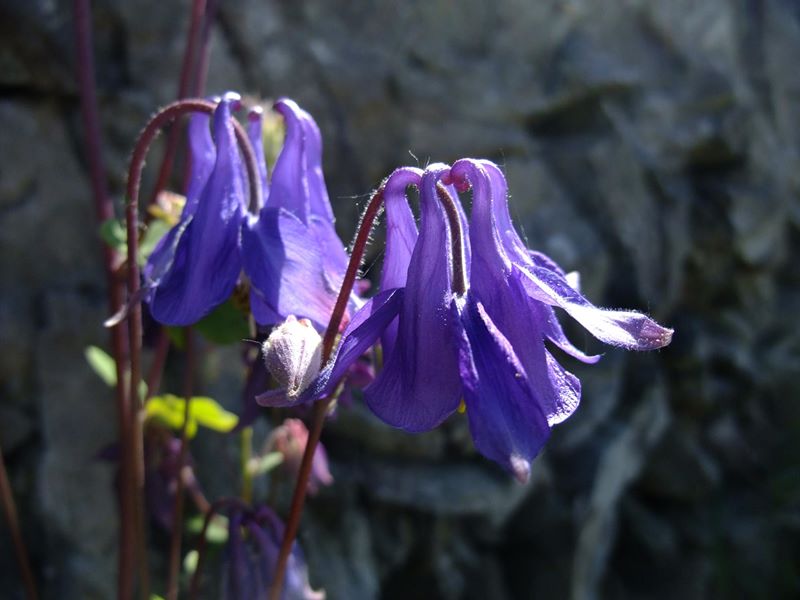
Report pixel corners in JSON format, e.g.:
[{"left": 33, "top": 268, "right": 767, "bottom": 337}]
[{"left": 1, "top": 0, "right": 799, "bottom": 598}]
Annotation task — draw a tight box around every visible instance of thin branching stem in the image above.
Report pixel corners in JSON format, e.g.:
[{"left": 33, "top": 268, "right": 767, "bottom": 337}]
[{"left": 0, "top": 444, "right": 37, "bottom": 600}]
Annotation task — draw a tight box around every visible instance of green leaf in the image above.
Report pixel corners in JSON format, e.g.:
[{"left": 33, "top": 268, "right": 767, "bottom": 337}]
[
  {"left": 186, "top": 514, "right": 229, "bottom": 544},
  {"left": 183, "top": 550, "right": 199, "bottom": 576},
  {"left": 85, "top": 345, "right": 117, "bottom": 387},
  {"left": 151, "top": 595, "right": 166, "bottom": 600},
  {"left": 145, "top": 394, "right": 237, "bottom": 438},
  {"left": 99, "top": 218, "right": 127, "bottom": 251},
  {"left": 195, "top": 299, "right": 250, "bottom": 345},
  {"left": 137, "top": 220, "right": 171, "bottom": 265},
  {"left": 189, "top": 396, "right": 239, "bottom": 432},
  {"left": 248, "top": 451, "right": 284, "bottom": 476}
]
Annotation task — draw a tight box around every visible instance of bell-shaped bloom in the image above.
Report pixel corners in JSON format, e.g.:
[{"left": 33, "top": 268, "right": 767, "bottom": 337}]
[
  {"left": 242, "top": 99, "right": 351, "bottom": 329},
  {"left": 275, "top": 160, "right": 672, "bottom": 482},
  {"left": 222, "top": 505, "right": 324, "bottom": 600},
  {"left": 145, "top": 94, "right": 350, "bottom": 331},
  {"left": 266, "top": 418, "right": 333, "bottom": 495},
  {"left": 144, "top": 92, "right": 247, "bottom": 325}
]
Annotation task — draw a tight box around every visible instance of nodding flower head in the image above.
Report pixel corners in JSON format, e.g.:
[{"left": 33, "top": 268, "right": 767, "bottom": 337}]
[
  {"left": 222, "top": 505, "right": 324, "bottom": 600},
  {"left": 144, "top": 94, "right": 353, "bottom": 330},
  {"left": 269, "top": 160, "right": 672, "bottom": 482},
  {"left": 241, "top": 99, "right": 355, "bottom": 330},
  {"left": 145, "top": 92, "right": 247, "bottom": 326}
]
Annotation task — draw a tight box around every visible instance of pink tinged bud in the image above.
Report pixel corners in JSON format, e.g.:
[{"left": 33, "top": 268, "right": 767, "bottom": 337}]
[
  {"left": 262, "top": 316, "right": 322, "bottom": 400},
  {"left": 268, "top": 418, "right": 333, "bottom": 495}
]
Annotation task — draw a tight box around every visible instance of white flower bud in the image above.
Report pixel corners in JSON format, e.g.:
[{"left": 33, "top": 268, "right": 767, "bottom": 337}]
[{"left": 262, "top": 316, "right": 322, "bottom": 400}]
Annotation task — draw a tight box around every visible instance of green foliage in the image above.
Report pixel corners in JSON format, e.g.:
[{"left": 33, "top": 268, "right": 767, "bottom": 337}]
[
  {"left": 248, "top": 451, "right": 284, "bottom": 476},
  {"left": 138, "top": 219, "right": 171, "bottom": 265},
  {"left": 85, "top": 345, "right": 117, "bottom": 387},
  {"left": 99, "top": 218, "right": 127, "bottom": 251},
  {"left": 145, "top": 394, "right": 238, "bottom": 438},
  {"left": 98, "top": 217, "right": 172, "bottom": 265},
  {"left": 195, "top": 299, "right": 250, "bottom": 345},
  {"left": 186, "top": 514, "right": 229, "bottom": 544}
]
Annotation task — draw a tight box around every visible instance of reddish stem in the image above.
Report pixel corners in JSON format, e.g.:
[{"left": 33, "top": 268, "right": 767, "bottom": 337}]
[
  {"left": 166, "top": 329, "right": 195, "bottom": 600},
  {"left": 124, "top": 98, "right": 262, "bottom": 600},
  {"left": 268, "top": 187, "right": 386, "bottom": 600},
  {"left": 72, "top": 1, "right": 135, "bottom": 597},
  {"left": 0, "top": 444, "right": 38, "bottom": 600},
  {"left": 148, "top": 0, "right": 207, "bottom": 208}
]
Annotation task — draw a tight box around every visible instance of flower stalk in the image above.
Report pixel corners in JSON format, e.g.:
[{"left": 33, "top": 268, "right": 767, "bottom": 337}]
[{"left": 0, "top": 444, "right": 37, "bottom": 600}]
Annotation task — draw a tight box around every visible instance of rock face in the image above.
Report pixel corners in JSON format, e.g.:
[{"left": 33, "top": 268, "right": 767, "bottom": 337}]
[{"left": 1, "top": 0, "right": 799, "bottom": 598}]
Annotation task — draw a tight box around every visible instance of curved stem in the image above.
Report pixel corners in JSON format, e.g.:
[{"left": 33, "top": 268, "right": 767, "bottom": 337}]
[
  {"left": 148, "top": 0, "right": 207, "bottom": 208},
  {"left": 124, "top": 98, "right": 263, "bottom": 600},
  {"left": 435, "top": 182, "right": 467, "bottom": 295},
  {"left": 269, "top": 187, "right": 387, "bottom": 600},
  {"left": 268, "top": 173, "right": 468, "bottom": 599}
]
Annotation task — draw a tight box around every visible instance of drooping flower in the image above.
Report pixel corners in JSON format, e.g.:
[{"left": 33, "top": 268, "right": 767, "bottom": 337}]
[
  {"left": 222, "top": 505, "right": 324, "bottom": 600},
  {"left": 273, "top": 160, "right": 672, "bottom": 481},
  {"left": 145, "top": 92, "right": 247, "bottom": 325},
  {"left": 144, "top": 94, "right": 352, "bottom": 329},
  {"left": 241, "top": 99, "right": 352, "bottom": 329}
]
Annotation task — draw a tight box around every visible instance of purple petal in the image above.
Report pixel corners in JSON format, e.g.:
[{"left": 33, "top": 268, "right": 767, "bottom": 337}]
[
  {"left": 144, "top": 112, "right": 215, "bottom": 289},
  {"left": 295, "top": 103, "right": 334, "bottom": 223},
  {"left": 452, "top": 159, "right": 581, "bottom": 425},
  {"left": 379, "top": 167, "right": 422, "bottom": 360},
  {"left": 457, "top": 299, "right": 550, "bottom": 483},
  {"left": 536, "top": 302, "right": 602, "bottom": 364},
  {"left": 148, "top": 93, "right": 246, "bottom": 325},
  {"left": 515, "top": 264, "right": 673, "bottom": 350},
  {"left": 242, "top": 208, "right": 337, "bottom": 329},
  {"left": 247, "top": 107, "right": 269, "bottom": 205},
  {"left": 365, "top": 164, "right": 463, "bottom": 432},
  {"left": 268, "top": 99, "right": 309, "bottom": 220}
]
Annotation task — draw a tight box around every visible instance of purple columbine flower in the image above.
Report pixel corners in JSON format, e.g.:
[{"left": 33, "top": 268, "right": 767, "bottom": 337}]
[
  {"left": 222, "top": 506, "right": 324, "bottom": 600},
  {"left": 145, "top": 94, "right": 351, "bottom": 329},
  {"left": 241, "top": 99, "right": 352, "bottom": 329},
  {"left": 145, "top": 92, "right": 247, "bottom": 325},
  {"left": 273, "top": 160, "right": 672, "bottom": 482}
]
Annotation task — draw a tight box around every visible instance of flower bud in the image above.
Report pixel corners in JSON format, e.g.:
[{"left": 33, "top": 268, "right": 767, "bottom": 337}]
[{"left": 262, "top": 315, "right": 322, "bottom": 399}]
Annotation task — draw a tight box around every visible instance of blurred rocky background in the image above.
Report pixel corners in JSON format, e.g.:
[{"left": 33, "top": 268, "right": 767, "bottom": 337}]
[{"left": 1, "top": 0, "right": 799, "bottom": 598}]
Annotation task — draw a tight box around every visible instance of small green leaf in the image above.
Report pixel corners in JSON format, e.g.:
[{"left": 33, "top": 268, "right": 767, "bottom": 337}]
[
  {"left": 146, "top": 395, "right": 198, "bottom": 437},
  {"left": 150, "top": 595, "right": 166, "bottom": 600},
  {"left": 189, "top": 396, "right": 239, "bottom": 432},
  {"left": 137, "top": 220, "right": 171, "bottom": 265},
  {"left": 183, "top": 550, "right": 199, "bottom": 576},
  {"left": 186, "top": 514, "right": 229, "bottom": 544},
  {"left": 248, "top": 451, "right": 284, "bottom": 476},
  {"left": 99, "top": 218, "right": 127, "bottom": 251},
  {"left": 145, "top": 394, "right": 237, "bottom": 438},
  {"left": 85, "top": 345, "right": 117, "bottom": 387},
  {"left": 195, "top": 299, "right": 250, "bottom": 345}
]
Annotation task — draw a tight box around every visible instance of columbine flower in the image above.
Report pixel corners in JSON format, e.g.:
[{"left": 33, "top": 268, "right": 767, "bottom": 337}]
[
  {"left": 222, "top": 506, "right": 324, "bottom": 600},
  {"left": 145, "top": 94, "right": 351, "bottom": 328},
  {"left": 275, "top": 160, "right": 672, "bottom": 482},
  {"left": 241, "top": 99, "right": 352, "bottom": 329},
  {"left": 145, "top": 92, "right": 247, "bottom": 325},
  {"left": 266, "top": 418, "right": 333, "bottom": 495}
]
